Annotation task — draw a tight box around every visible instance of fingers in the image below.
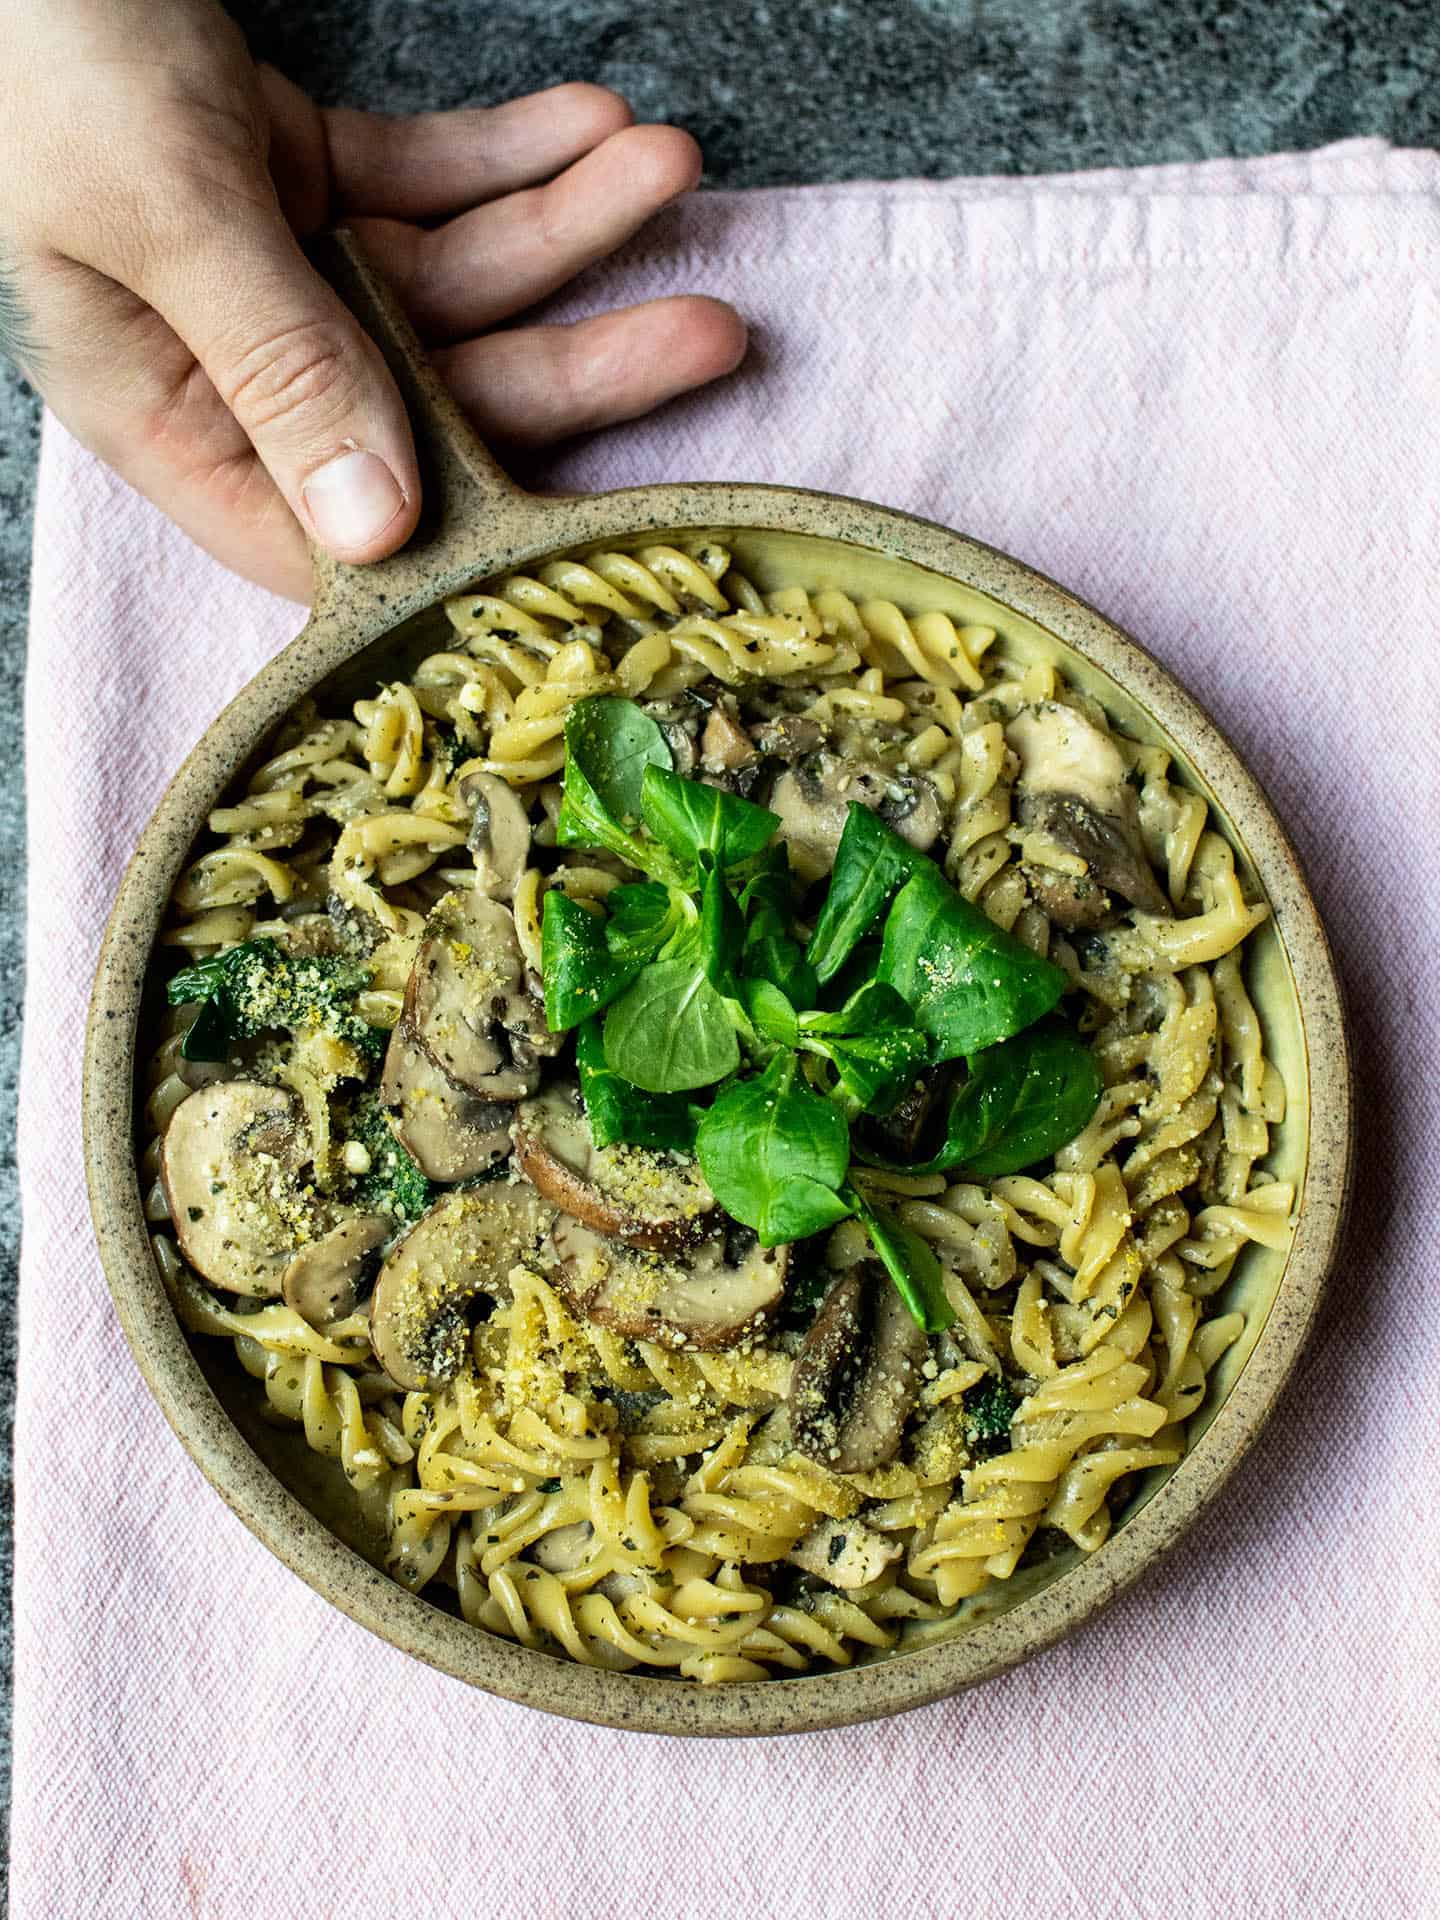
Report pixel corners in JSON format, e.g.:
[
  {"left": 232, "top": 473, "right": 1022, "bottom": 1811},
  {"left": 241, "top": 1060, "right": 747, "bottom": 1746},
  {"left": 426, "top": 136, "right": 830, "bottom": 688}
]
[
  {"left": 434, "top": 295, "right": 748, "bottom": 446},
  {"left": 323, "top": 83, "right": 636, "bottom": 222},
  {"left": 29, "top": 258, "right": 315, "bottom": 601},
  {"left": 349, "top": 124, "right": 704, "bottom": 344},
  {"left": 106, "top": 198, "right": 422, "bottom": 568}
]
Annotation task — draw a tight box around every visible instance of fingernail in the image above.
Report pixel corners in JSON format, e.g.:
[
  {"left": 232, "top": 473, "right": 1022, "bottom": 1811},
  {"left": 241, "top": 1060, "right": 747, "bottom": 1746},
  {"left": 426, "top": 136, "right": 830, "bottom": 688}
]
[{"left": 302, "top": 449, "right": 405, "bottom": 553}]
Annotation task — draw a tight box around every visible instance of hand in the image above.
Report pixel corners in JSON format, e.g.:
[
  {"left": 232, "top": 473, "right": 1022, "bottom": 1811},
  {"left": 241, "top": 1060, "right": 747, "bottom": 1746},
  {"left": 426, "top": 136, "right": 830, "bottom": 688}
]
[{"left": 0, "top": 0, "right": 746, "bottom": 600}]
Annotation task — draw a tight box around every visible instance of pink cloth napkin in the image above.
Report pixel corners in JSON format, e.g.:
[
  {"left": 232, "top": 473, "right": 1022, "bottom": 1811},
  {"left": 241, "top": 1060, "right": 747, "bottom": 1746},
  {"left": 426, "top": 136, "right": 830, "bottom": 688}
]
[{"left": 14, "top": 139, "right": 1440, "bottom": 1919}]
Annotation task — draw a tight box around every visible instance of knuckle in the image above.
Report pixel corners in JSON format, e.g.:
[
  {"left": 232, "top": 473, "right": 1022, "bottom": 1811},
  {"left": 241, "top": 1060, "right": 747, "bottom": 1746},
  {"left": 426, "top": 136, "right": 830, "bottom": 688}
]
[{"left": 220, "top": 319, "right": 363, "bottom": 437}]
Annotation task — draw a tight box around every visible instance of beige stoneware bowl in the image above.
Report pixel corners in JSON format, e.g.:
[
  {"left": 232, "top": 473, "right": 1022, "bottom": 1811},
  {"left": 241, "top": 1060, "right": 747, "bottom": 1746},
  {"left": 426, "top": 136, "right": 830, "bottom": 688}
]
[{"left": 82, "top": 234, "right": 1352, "bottom": 1737}]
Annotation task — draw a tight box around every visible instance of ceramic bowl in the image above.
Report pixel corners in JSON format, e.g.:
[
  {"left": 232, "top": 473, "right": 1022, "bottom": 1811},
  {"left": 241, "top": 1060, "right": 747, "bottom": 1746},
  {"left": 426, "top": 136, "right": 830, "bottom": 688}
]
[{"left": 82, "top": 233, "right": 1352, "bottom": 1737}]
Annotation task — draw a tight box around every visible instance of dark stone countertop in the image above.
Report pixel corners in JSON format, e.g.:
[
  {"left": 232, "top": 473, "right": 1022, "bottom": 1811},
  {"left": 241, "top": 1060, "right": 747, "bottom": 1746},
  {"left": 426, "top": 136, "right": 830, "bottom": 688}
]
[{"left": 2, "top": 0, "right": 1438, "bottom": 1871}]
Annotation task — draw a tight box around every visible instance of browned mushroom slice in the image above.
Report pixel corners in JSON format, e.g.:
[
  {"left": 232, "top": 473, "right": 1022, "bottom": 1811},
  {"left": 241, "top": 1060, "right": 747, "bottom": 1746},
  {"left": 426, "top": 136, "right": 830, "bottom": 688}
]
[
  {"left": 458, "top": 772, "right": 532, "bottom": 901},
  {"left": 370, "top": 1183, "right": 556, "bottom": 1390},
  {"left": 787, "top": 1515, "right": 903, "bottom": 1590},
  {"left": 1007, "top": 702, "right": 1170, "bottom": 916},
  {"left": 751, "top": 714, "right": 825, "bottom": 760},
  {"left": 548, "top": 1216, "right": 787, "bottom": 1351},
  {"left": 282, "top": 1213, "right": 389, "bottom": 1327},
  {"left": 769, "top": 753, "right": 943, "bottom": 883},
  {"left": 380, "top": 1020, "right": 513, "bottom": 1182},
  {"left": 160, "top": 1082, "right": 317, "bottom": 1298},
  {"left": 513, "top": 1084, "right": 713, "bottom": 1252},
  {"left": 408, "top": 890, "right": 559, "bottom": 1099},
  {"left": 790, "top": 1263, "right": 928, "bottom": 1473},
  {"left": 700, "top": 700, "right": 760, "bottom": 774}
]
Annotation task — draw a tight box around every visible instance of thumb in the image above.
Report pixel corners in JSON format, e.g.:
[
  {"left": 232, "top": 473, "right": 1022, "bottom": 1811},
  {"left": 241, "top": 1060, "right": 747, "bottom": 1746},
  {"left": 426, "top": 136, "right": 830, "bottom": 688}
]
[{"left": 127, "top": 191, "right": 421, "bottom": 568}]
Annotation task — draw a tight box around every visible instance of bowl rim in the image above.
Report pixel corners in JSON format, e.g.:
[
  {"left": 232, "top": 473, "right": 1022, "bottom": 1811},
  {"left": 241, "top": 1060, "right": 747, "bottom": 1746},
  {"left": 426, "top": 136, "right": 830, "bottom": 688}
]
[{"left": 82, "top": 480, "right": 1353, "bottom": 1738}]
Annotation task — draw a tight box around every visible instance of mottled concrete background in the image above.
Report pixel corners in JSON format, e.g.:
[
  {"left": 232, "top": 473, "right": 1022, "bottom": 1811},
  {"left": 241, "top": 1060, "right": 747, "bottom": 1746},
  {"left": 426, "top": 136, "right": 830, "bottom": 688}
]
[{"left": 2, "top": 0, "right": 1438, "bottom": 1856}]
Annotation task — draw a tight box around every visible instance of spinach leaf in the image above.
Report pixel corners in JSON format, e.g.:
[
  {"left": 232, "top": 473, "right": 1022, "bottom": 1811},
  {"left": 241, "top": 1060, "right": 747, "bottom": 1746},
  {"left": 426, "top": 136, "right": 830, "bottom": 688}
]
[
  {"left": 698, "top": 853, "right": 744, "bottom": 992},
  {"left": 695, "top": 1051, "right": 854, "bottom": 1245},
  {"left": 640, "top": 764, "right": 780, "bottom": 870},
  {"left": 541, "top": 890, "right": 639, "bottom": 1033},
  {"left": 167, "top": 937, "right": 378, "bottom": 1064},
  {"left": 807, "top": 804, "right": 923, "bottom": 985},
  {"left": 853, "top": 1019, "right": 1104, "bottom": 1177},
  {"left": 565, "top": 696, "right": 672, "bottom": 826},
  {"left": 877, "top": 864, "right": 1066, "bottom": 1058},
  {"left": 807, "top": 1029, "right": 930, "bottom": 1119},
  {"left": 555, "top": 700, "right": 684, "bottom": 883},
  {"left": 844, "top": 1184, "right": 956, "bottom": 1333},
  {"left": 604, "top": 881, "right": 684, "bottom": 970},
  {"left": 743, "top": 978, "right": 800, "bottom": 1048},
  {"left": 796, "top": 979, "right": 928, "bottom": 1116},
  {"left": 603, "top": 956, "right": 740, "bottom": 1093},
  {"left": 800, "top": 978, "right": 915, "bottom": 1038},
  {"left": 959, "top": 1021, "right": 1104, "bottom": 1176},
  {"left": 963, "top": 1375, "right": 1021, "bottom": 1457},
  {"left": 575, "top": 1017, "right": 698, "bottom": 1152},
  {"left": 736, "top": 846, "right": 818, "bottom": 1008}
]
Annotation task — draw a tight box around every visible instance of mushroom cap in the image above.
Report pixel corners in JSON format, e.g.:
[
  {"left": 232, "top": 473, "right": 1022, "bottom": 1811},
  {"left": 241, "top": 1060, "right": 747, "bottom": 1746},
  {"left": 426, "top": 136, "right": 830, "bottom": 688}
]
[
  {"left": 369, "top": 1182, "right": 556, "bottom": 1389},
  {"left": 769, "top": 753, "right": 942, "bottom": 883},
  {"left": 790, "top": 1262, "right": 928, "bottom": 1473},
  {"left": 160, "top": 1082, "right": 315, "bottom": 1298},
  {"left": 407, "top": 890, "right": 557, "bottom": 1100},
  {"left": 282, "top": 1212, "right": 389, "bottom": 1327},
  {"left": 1007, "top": 702, "right": 1170, "bottom": 916},
  {"left": 380, "top": 1018, "right": 514, "bottom": 1182},
  {"left": 459, "top": 771, "right": 532, "bottom": 901},
  {"left": 547, "top": 1215, "right": 787, "bottom": 1351},
  {"left": 513, "top": 1083, "right": 714, "bottom": 1252}
]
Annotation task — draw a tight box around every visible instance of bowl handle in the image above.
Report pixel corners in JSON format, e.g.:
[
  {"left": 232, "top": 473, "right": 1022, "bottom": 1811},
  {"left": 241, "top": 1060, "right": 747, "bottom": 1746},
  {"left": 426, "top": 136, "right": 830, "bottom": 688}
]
[{"left": 305, "top": 227, "right": 539, "bottom": 614}]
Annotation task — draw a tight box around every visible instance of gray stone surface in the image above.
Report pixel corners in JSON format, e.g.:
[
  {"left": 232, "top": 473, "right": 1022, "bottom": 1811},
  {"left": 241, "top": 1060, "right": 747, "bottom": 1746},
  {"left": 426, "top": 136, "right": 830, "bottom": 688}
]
[{"left": 2, "top": 0, "right": 1439, "bottom": 1873}]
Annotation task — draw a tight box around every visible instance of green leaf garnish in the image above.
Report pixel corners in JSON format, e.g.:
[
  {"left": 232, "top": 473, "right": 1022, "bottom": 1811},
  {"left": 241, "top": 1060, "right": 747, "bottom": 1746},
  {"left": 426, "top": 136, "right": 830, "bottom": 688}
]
[
  {"left": 575, "top": 1017, "right": 698, "bottom": 1152},
  {"left": 167, "top": 937, "right": 379, "bottom": 1064},
  {"left": 540, "top": 890, "right": 639, "bottom": 1033},
  {"left": 806, "top": 804, "right": 922, "bottom": 985},
  {"left": 844, "top": 1183, "right": 956, "bottom": 1333},
  {"left": 696, "top": 1051, "right": 854, "bottom": 1246},
  {"left": 640, "top": 763, "right": 780, "bottom": 869},
  {"left": 554, "top": 699, "right": 684, "bottom": 883},
  {"left": 877, "top": 864, "right": 1067, "bottom": 1059},
  {"left": 603, "top": 956, "right": 740, "bottom": 1093}
]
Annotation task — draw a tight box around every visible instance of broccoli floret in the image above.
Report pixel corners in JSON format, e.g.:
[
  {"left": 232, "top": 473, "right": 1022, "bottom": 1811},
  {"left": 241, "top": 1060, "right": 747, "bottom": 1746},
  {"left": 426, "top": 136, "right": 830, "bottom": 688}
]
[
  {"left": 345, "top": 1091, "right": 435, "bottom": 1227},
  {"left": 167, "top": 937, "right": 382, "bottom": 1064},
  {"left": 963, "top": 1376, "right": 1020, "bottom": 1458}
]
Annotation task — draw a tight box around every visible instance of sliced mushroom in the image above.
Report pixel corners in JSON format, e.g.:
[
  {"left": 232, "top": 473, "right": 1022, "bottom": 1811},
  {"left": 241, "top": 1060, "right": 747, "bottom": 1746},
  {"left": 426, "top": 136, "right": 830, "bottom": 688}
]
[
  {"left": 700, "top": 700, "right": 760, "bottom": 774},
  {"left": 381, "top": 1020, "right": 513, "bottom": 1182},
  {"left": 1025, "top": 864, "right": 1111, "bottom": 932},
  {"left": 790, "top": 1263, "right": 927, "bottom": 1473},
  {"left": 282, "top": 1212, "right": 389, "bottom": 1327},
  {"left": 513, "top": 1084, "right": 714, "bottom": 1252},
  {"left": 370, "top": 1183, "right": 556, "bottom": 1389},
  {"left": 787, "top": 1515, "right": 903, "bottom": 1590},
  {"left": 160, "top": 1082, "right": 315, "bottom": 1298},
  {"left": 459, "top": 772, "right": 531, "bottom": 901},
  {"left": 548, "top": 1216, "right": 788, "bottom": 1351},
  {"left": 407, "top": 889, "right": 560, "bottom": 1100},
  {"left": 1007, "top": 702, "right": 1170, "bottom": 915},
  {"left": 769, "top": 753, "right": 943, "bottom": 883},
  {"left": 751, "top": 714, "right": 825, "bottom": 760}
]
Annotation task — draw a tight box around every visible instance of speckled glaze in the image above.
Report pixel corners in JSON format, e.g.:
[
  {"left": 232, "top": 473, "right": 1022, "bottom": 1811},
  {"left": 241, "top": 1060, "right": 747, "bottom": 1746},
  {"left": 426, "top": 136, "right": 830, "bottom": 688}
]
[{"left": 82, "top": 233, "right": 1351, "bottom": 1738}]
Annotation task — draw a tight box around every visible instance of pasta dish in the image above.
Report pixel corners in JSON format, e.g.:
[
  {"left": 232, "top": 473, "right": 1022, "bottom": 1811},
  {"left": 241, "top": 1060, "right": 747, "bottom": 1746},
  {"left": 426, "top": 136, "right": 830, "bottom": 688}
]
[{"left": 139, "top": 540, "right": 1292, "bottom": 1682}]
